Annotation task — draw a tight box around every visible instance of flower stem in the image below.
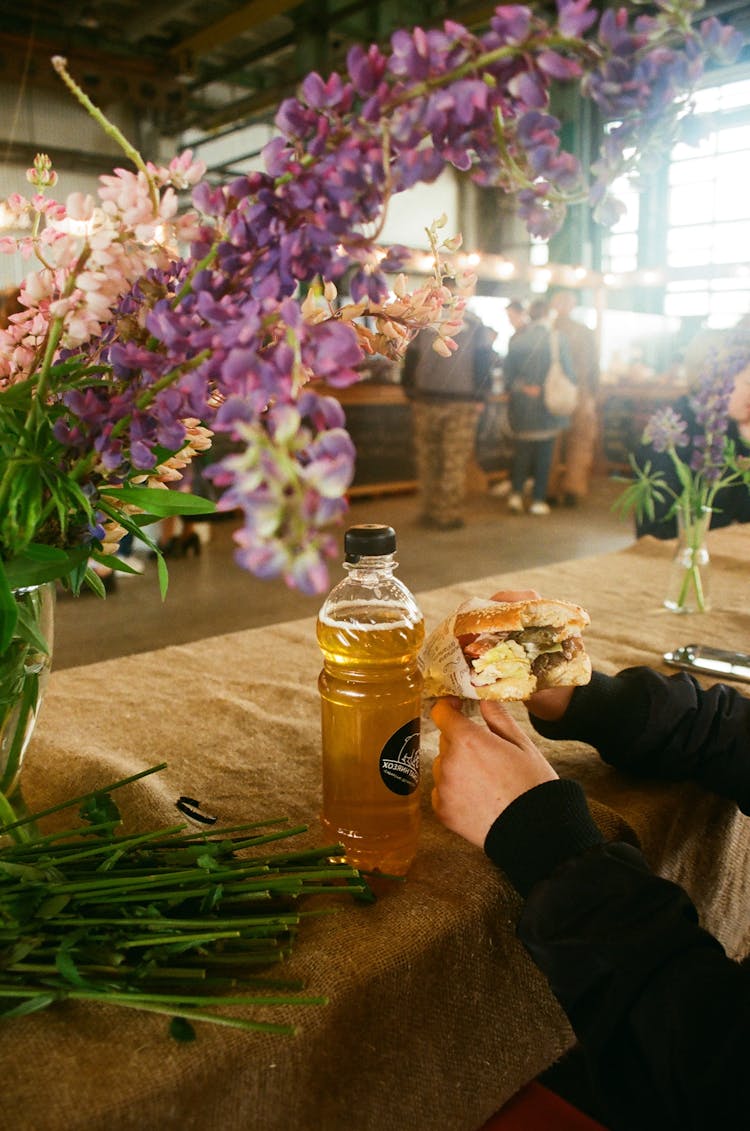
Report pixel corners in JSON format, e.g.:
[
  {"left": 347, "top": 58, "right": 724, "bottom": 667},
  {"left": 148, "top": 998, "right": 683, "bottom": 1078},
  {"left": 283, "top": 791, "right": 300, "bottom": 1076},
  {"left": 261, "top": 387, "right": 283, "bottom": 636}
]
[
  {"left": 671, "top": 504, "right": 710, "bottom": 613},
  {"left": 0, "top": 789, "right": 33, "bottom": 845},
  {"left": 0, "top": 762, "right": 167, "bottom": 837},
  {"left": 52, "top": 57, "right": 160, "bottom": 214}
]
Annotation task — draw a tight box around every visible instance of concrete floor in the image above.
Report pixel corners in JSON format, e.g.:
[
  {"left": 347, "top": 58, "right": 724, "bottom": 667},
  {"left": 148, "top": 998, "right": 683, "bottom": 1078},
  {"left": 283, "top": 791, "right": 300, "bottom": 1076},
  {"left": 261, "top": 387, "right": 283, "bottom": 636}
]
[{"left": 53, "top": 475, "right": 633, "bottom": 671}]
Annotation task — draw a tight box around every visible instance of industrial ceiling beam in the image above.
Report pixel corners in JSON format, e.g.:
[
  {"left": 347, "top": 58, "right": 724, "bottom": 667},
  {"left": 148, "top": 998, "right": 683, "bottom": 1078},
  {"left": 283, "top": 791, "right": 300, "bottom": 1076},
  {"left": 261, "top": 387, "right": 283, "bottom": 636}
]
[
  {"left": 181, "top": 0, "right": 502, "bottom": 133},
  {"left": 187, "top": 32, "right": 296, "bottom": 92},
  {"left": 172, "top": 0, "right": 301, "bottom": 59}
]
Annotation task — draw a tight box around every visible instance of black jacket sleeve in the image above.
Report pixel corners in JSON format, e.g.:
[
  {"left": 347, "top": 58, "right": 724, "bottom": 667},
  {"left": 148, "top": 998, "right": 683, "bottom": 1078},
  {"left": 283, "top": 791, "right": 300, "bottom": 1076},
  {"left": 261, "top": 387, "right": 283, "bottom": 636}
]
[
  {"left": 485, "top": 780, "right": 750, "bottom": 1130},
  {"left": 530, "top": 667, "right": 750, "bottom": 814}
]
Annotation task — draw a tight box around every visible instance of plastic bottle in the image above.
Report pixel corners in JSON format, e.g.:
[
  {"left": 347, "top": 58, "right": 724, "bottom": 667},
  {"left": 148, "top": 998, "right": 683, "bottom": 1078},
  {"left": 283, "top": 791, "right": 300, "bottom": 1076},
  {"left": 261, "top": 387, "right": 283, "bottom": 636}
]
[{"left": 317, "top": 524, "right": 425, "bottom": 876}]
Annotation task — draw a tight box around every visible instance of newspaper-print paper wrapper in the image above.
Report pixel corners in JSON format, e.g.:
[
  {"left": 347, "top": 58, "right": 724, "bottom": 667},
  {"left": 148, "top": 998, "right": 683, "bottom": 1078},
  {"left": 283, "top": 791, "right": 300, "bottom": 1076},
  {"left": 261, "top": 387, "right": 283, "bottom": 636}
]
[{"left": 420, "top": 597, "right": 499, "bottom": 715}]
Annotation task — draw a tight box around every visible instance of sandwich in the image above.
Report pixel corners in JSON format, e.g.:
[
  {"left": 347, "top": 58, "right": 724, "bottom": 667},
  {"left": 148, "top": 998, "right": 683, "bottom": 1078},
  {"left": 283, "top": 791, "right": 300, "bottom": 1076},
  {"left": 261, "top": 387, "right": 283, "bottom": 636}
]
[{"left": 421, "top": 596, "right": 591, "bottom": 702}]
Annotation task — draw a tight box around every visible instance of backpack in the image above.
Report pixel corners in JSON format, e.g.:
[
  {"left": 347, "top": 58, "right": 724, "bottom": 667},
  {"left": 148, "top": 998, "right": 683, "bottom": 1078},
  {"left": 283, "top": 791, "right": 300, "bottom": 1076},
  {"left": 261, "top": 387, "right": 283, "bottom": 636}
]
[{"left": 543, "top": 331, "right": 578, "bottom": 417}]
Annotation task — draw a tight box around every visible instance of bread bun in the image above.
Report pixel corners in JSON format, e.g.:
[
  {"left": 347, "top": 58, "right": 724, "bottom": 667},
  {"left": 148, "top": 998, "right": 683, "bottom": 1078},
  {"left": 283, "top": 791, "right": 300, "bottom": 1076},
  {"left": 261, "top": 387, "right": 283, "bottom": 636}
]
[
  {"left": 454, "top": 597, "right": 589, "bottom": 639},
  {"left": 535, "top": 647, "right": 592, "bottom": 690}
]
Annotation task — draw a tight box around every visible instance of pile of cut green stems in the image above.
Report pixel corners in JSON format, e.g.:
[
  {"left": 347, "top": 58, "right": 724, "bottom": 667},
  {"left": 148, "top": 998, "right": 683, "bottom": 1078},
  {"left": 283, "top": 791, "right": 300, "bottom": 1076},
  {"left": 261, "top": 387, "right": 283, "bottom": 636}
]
[{"left": 0, "top": 764, "right": 368, "bottom": 1038}]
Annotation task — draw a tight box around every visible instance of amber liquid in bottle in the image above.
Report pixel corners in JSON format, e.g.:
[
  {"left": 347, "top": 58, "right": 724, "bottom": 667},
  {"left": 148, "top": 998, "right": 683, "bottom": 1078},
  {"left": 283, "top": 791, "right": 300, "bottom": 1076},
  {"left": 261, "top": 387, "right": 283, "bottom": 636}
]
[{"left": 317, "top": 531, "right": 424, "bottom": 876}]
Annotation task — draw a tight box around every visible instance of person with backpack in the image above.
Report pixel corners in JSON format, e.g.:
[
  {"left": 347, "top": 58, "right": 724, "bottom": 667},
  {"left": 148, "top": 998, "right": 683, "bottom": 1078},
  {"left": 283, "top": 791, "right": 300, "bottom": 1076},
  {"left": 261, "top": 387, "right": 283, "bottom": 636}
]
[
  {"left": 502, "top": 299, "right": 575, "bottom": 516},
  {"left": 547, "top": 287, "right": 601, "bottom": 508}
]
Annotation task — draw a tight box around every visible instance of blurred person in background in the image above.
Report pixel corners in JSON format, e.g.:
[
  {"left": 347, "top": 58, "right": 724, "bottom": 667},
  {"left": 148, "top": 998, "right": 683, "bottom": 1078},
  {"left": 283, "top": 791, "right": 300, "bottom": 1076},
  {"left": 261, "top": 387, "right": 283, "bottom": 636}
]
[
  {"left": 505, "top": 299, "right": 529, "bottom": 339},
  {"left": 490, "top": 299, "right": 529, "bottom": 500},
  {"left": 403, "top": 305, "right": 495, "bottom": 531},
  {"left": 503, "top": 299, "right": 575, "bottom": 516},
  {"left": 547, "top": 287, "right": 600, "bottom": 508}
]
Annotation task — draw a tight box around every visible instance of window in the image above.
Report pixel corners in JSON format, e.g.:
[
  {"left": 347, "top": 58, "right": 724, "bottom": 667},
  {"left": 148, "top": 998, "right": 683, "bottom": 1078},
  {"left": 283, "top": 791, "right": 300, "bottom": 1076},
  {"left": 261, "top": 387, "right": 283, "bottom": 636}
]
[
  {"left": 601, "top": 171, "right": 640, "bottom": 276},
  {"left": 666, "top": 77, "right": 750, "bottom": 326},
  {"left": 601, "top": 74, "right": 750, "bottom": 328}
]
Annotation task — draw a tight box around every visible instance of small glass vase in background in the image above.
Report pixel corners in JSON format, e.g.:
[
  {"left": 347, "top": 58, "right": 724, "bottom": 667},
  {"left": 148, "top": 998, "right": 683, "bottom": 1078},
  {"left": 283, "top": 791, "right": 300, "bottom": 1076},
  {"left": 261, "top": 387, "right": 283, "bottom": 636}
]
[
  {"left": 0, "top": 582, "right": 55, "bottom": 798},
  {"left": 664, "top": 505, "right": 712, "bottom": 614}
]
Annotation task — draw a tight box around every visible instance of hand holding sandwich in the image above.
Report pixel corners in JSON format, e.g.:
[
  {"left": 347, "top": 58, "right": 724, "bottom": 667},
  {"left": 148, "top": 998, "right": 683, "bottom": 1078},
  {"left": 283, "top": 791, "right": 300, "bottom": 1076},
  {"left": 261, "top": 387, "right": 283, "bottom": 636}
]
[
  {"left": 430, "top": 589, "right": 580, "bottom": 846},
  {"left": 431, "top": 696, "right": 558, "bottom": 847}
]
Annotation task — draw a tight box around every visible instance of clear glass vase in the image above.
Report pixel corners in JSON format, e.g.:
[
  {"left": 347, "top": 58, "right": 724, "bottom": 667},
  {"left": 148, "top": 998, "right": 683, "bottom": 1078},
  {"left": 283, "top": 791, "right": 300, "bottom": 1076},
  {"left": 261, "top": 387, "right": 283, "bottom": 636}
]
[
  {"left": 0, "top": 582, "right": 55, "bottom": 798},
  {"left": 664, "top": 505, "right": 711, "bottom": 614}
]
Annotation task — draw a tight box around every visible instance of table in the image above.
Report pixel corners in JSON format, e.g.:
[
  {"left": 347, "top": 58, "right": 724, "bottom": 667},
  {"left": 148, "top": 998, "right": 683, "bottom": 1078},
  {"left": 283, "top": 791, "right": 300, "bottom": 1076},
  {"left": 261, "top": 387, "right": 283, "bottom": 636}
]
[{"left": 6, "top": 525, "right": 750, "bottom": 1131}]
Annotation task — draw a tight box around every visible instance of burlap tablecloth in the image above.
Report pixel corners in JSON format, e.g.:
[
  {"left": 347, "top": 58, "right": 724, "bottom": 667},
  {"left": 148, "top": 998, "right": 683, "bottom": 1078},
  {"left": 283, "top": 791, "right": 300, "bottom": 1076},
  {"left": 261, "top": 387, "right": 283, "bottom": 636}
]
[{"left": 5, "top": 525, "right": 750, "bottom": 1131}]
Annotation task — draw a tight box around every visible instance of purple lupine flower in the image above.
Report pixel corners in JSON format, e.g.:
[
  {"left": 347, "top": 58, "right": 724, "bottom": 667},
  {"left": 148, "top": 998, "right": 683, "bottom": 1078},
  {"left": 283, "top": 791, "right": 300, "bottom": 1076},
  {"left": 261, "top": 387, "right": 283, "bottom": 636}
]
[
  {"left": 699, "top": 17, "right": 744, "bottom": 63},
  {"left": 347, "top": 44, "right": 389, "bottom": 95},
  {"left": 301, "top": 322, "right": 363, "bottom": 387},
  {"left": 488, "top": 7, "right": 532, "bottom": 44},
  {"left": 34, "top": 3, "right": 741, "bottom": 596},
  {"left": 516, "top": 187, "right": 565, "bottom": 240},
  {"left": 300, "top": 71, "right": 353, "bottom": 112},
  {"left": 686, "top": 334, "right": 750, "bottom": 483},
  {"left": 643, "top": 406, "right": 690, "bottom": 452},
  {"left": 557, "top": 0, "right": 598, "bottom": 39},
  {"left": 538, "top": 50, "right": 582, "bottom": 81},
  {"left": 284, "top": 544, "right": 335, "bottom": 596},
  {"left": 300, "top": 428, "right": 357, "bottom": 497},
  {"left": 297, "top": 390, "right": 346, "bottom": 432},
  {"left": 233, "top": 531, "right": 290, "bottom": 580}
]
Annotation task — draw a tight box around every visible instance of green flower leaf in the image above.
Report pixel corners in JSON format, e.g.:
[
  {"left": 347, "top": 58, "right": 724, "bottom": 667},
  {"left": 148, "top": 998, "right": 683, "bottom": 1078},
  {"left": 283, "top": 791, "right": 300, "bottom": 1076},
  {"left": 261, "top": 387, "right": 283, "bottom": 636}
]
[
  {"left": 156, "top": 553, "right": 169, "bottom": 600},
  {"left": 55, "top": 943, "right": 89, "bottom": 989},
  {"left": 15, "top": 603, "right": 50, "bottom": 654},
  {"left": 102, "top": 486, "right": 216, "bottom": 516},
  {"left": 612, "top": 458, "right": 675, "bottom": 524},
  {"left": 91, "top": 553, "right": 141, "bottom": 577},
  {"left": 79, "top": 791, "right": 121, "bottom": 829},
  {"left": 0, "top": 993, "right": 57, "bottom": 1019},
  {"left": 3, "top": 545, "right": 90, "bottom": 589},
  {"left": 36, "top": 894, "right": 72, "bottom": 919},
  {"left": 0, "top": 563, "right": 18, "bottom": 652}
]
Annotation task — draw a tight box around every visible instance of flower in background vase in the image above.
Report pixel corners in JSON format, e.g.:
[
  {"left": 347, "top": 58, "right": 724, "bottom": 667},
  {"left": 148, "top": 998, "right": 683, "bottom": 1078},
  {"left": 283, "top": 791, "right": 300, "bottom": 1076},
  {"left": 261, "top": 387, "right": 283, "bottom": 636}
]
[
  {"left": 616, "top": 329, "right": 750, "bottom": 610},
  {"left": 622, "top": 341, "right": 750, "bottom": 525},
  {"left": 664, "top": 502, "right": 712, "bottom": 613},
  {"left": 0, "top": 1, "right": 743, "bottom": 632}
]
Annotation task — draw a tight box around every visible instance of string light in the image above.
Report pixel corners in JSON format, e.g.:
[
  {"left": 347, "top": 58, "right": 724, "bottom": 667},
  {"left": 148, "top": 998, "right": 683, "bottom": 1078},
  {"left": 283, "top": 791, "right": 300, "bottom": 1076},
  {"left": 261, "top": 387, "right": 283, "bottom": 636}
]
[{"left": 402, "top": 247, "right": 601, "bottom": 290}]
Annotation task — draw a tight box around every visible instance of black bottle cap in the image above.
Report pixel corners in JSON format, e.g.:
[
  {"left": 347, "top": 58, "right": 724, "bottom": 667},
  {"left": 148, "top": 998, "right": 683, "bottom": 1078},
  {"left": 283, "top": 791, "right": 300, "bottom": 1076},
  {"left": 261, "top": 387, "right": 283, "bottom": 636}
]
[{"left": 344, "top": 524, "right": 397, "bottom": 562}]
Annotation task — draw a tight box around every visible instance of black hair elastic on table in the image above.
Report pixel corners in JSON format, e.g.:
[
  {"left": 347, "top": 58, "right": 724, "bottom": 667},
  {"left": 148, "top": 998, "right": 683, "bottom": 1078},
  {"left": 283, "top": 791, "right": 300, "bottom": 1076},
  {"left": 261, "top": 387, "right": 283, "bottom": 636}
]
[{"left": 176, "top": 795, "right": 218, "bottom": 824}]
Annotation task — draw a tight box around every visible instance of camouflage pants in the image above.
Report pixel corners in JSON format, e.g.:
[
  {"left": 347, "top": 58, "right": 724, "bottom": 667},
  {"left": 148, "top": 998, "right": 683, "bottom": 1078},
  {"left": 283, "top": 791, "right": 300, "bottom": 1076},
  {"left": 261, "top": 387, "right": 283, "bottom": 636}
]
[{"left": 411, "top": 400, "right": 481, "bottom": 524}]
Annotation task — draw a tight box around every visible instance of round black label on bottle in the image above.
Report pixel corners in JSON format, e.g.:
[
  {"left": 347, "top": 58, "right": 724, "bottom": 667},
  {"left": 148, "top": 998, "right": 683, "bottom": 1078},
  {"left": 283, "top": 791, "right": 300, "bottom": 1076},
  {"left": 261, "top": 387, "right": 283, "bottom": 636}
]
[{"left": 379, "top": 719, "right": 420, "bottom": 796}]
